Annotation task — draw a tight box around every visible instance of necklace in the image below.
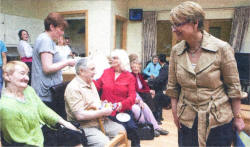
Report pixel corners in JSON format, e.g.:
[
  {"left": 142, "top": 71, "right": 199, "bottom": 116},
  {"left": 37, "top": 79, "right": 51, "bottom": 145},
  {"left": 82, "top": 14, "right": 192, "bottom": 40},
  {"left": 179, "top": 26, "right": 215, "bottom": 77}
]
[
  {"left": 187, "top": 33, "right": 203, "bottom": 57},
  {"left": 188, "top": 48, "right": 200, "bottom": 57}
]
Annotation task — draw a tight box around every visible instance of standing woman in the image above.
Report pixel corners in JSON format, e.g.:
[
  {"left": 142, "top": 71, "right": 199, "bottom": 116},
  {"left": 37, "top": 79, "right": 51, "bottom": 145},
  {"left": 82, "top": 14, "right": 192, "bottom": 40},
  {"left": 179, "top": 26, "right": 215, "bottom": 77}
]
[
  {"left": 17, "top": 29, "right": 33, "bottom": 85},
  {"left": 94, "top": 49, "right": 140, "bottom": 147},
  {"left": 166, "top": 1, "right": 246, "bottom": 147},
  {"left": 32, "top": 12, "right": 75, "bottom": 106}
]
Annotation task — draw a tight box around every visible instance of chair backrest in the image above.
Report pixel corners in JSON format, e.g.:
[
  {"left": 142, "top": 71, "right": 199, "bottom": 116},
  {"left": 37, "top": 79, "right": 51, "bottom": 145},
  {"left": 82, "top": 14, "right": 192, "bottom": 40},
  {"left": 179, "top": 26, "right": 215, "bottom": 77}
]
[{"left": 50, "top": 81, "right": 70, "bottom": 119}]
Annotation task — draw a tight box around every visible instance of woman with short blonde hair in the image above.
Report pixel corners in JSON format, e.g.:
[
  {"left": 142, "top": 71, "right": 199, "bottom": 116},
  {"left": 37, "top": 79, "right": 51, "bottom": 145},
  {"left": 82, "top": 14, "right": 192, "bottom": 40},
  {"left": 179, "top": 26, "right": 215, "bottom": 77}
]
[
  {"left": 0, "top": 61, "right": 78, "bottom": 146},
  {"left": 167, "top": 1, "right": 246, "bottom": 146},
  {"left": 170, "top": 1, "right": 205, "bottom": 31}
]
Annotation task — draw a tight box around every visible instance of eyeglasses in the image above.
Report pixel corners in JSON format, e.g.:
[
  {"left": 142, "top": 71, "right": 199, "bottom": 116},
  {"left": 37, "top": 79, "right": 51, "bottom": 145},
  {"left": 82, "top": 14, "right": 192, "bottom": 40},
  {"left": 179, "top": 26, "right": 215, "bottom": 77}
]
[
  {"left": 112, "top": 56, "right": 119, "bottom": 60},
  {"left": 171, "top": 21, "right": 189, "bottom": 30}
]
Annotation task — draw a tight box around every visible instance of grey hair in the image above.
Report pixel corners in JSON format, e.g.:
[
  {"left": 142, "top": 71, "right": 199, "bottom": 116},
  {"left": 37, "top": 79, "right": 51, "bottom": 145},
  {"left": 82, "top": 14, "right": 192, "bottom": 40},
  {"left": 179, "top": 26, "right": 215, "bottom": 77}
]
[{"left": 75, "top": 58, "right": 88, "bottom": 75}]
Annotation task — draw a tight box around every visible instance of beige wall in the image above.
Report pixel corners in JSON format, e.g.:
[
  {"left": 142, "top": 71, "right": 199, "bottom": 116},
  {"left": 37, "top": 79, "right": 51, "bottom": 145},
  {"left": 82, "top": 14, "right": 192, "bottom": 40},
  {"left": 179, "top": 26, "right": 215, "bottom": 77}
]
[
  {"left": 0, "top": 13, "right": 43, "bottom": 46},
  {"left": 1, "top": 0, "right": 250, "bottom": 55},
  {"left": 128, "top": 0, "right": 250, "bottom": 10},
  {"left": 112, "top": 0, "right": 128, "bottom": 52},
  {"left": 38, "top": 0, "right": 129, "bottom": 56},
  {"left": 126, "top": 0, "right": 250, "bottom": 56},
  {"left": 127, "top": 22, "right": 143, "bottom": 61},
  {"left": 1, "top": 0, "right": 129, "bottom": 56},
  {"left": 38, "top": 0, "right": 114, "bottom": 56},
  {"left": 1, "top": 0, "right": 40, "bottom": 18},
  {"left": 35, "top": 0, "right": 129, "bottom": 55},
  {"left": 0, "top": 0, "right": 43, "bottom": 45}
]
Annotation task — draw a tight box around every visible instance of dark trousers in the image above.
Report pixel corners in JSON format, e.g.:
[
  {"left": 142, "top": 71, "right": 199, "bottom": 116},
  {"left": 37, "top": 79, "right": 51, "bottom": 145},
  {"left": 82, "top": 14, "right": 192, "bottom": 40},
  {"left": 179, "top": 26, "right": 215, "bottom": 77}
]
[
  {"left": 153, "top": 91, "right": 170, "bottom": 120},
  {"left": 24, "top": 62, "right": 32, "bottom": 85},
  {"left": 178, "top": 116, "right": 234, "bottom": 147},
  {"left": 109, "top": 111, "right": 140, "bottom": 146}
]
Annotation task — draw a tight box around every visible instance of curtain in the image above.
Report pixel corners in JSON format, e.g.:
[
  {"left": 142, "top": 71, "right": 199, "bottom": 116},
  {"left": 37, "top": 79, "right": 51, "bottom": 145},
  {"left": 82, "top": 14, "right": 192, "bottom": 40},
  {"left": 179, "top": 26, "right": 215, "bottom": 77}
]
[
  {"left": 142, "top": 11, "right": 157, "bottom": 68},
  {"left": 229, "top": 7, "right": 250, "bottom": 53}
]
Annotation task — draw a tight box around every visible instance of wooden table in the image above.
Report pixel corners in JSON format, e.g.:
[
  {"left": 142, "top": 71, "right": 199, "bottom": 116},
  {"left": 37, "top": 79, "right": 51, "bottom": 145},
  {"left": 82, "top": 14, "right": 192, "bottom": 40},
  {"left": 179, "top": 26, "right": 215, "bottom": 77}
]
[{"left": 62, "top": 71, "right": 75, "bottom": 82}]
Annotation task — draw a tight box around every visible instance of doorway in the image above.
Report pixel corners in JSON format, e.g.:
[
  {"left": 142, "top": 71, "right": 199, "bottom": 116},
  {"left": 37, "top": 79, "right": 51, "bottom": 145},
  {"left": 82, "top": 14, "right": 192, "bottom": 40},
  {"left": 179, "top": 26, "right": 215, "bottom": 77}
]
[
  {"left": 114, "top": 15, "right": 127, "bottom": 49},
  {"left": 59, "top": 10, "right": 88, "bottom": 56}
]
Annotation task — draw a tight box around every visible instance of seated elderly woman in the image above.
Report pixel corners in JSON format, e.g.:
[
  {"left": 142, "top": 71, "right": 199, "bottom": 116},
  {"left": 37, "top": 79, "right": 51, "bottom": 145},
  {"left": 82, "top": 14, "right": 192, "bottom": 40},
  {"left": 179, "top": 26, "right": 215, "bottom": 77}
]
[
  {"left": 94, "top": 49, "right": 140, "bottom": 147},
  {"left": 129, "top": 56, "right": 156, "bottom": 113},
  {"left": 130, "top": 60, "right": 169, "bottom": 137},
  {"left": 0, "top": 61, "right": 79, "bottom": 147}
]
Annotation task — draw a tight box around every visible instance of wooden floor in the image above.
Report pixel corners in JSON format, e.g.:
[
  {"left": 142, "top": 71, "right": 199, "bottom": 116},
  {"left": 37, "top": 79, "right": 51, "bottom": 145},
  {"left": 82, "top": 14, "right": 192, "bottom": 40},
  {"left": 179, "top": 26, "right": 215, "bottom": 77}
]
[{"left": 128, "top": 109, "right": 178, "bottom": 147}]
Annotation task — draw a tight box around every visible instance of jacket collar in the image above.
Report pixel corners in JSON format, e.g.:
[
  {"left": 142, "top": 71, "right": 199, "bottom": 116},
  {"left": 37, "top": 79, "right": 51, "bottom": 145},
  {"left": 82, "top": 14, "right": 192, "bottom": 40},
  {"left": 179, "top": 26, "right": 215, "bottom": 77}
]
[
  {"left": 76, "top": 75, "right": 92, "bottom": 88},
  {"left": 176, "top": 31, "right": 217, "bottom": 75},
  {"left": 176, "top": 31, "right": 219, "bottom": 56}
]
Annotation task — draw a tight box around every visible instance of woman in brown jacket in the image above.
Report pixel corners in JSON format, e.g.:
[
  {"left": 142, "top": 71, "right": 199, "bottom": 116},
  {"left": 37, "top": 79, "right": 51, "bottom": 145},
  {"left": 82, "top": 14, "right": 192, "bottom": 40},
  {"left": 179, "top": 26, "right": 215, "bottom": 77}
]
[{"left": 166, "top": 1, "right": 246, "bottom": 147}]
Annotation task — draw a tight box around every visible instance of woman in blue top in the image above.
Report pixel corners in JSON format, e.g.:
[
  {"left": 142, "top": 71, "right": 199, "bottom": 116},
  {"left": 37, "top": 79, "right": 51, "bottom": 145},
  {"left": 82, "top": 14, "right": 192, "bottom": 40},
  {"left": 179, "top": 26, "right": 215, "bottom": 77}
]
[{"left": 143, "top": 55, "right": 161, "bottom": 80}]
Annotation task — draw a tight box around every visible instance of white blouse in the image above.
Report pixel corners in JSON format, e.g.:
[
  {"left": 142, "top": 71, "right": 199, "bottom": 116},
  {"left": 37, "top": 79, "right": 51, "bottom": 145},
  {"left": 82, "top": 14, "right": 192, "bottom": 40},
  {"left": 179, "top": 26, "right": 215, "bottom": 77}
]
[{"left": 17, "top": 40, "right": 33, "bottom": 58}]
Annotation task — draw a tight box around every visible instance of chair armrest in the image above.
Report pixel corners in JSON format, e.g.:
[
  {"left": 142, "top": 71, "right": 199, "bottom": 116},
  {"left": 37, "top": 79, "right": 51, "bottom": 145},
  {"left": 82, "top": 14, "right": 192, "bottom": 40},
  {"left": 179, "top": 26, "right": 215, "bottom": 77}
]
[
  {"left": 86, "top": 107, "right": 105, "bottom": 134},
  {"left": 105, "top": 131, "right": 128, "bottom": 147}
]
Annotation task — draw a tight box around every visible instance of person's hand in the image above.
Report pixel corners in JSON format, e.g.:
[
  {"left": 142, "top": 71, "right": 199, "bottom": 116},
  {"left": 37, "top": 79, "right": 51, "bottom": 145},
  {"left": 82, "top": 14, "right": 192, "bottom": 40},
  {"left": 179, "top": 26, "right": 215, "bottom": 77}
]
[
  {"left": 139, "top": 100, "right": 144, "bottom": 109},
  {"left": 150, "top": 75, "right": 155, "bottom": 79},
  {"left": 135, "top": 98, "right": 140, "bottom": 104},
  {"left": 67, "top": 59, "right": 76, "bottom": 67},
  {"left": 116, "top": 102, "right": 122, "bottom": 112},
  {"left": 233, "top": 118, "right": 245, "bottom": 133},
  {"left": 172, "top": 110, "right": 181, "bottom": 129},
  {"left": 63, "top": 121, "right": 78, "bottom": 131},
  {"left": 102, "top": 107, "right": 113, "bottom": 116},
  {"left": 150, "top": 90, "right": 155, "bottom": 98}
]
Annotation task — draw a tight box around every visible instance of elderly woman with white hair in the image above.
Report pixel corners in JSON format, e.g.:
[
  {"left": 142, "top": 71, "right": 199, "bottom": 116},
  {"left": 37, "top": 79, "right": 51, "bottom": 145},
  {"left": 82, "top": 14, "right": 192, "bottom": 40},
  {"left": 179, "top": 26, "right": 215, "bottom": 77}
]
[{"left": 94, "top": 49, "right": 140, "bottom": 147}]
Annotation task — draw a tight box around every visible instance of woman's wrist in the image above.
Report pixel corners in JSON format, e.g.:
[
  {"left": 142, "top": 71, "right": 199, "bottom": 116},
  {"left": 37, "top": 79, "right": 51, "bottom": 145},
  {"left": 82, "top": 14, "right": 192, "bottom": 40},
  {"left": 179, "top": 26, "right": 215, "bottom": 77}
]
[{"left": 234, "top": 112, "right": 242, "bottom": 119}]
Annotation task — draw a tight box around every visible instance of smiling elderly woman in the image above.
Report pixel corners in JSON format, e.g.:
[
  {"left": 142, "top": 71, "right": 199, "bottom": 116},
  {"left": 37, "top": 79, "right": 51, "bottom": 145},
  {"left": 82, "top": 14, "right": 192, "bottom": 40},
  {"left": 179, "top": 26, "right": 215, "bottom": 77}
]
[
  {"left": 0, "top": 61, "right": 78, "bottom": 147},
  {"left": 94, "top": 49, "right": 141, "bottom": 147}
]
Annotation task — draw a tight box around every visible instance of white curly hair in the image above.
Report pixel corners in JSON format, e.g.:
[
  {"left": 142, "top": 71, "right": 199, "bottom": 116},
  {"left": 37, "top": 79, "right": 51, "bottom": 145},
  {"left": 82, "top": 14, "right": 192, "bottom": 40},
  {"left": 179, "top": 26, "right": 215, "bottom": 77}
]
[{"left": 111, "top": 49, "right": 131, "bottom": 72}]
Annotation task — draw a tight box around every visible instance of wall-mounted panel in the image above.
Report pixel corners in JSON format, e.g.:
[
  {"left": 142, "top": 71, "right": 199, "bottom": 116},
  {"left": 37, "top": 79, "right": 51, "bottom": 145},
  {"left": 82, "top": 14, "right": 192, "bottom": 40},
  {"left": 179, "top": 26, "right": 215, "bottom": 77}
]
[{"left": 1, "top": 13, "right": 43, "bottom": 46}]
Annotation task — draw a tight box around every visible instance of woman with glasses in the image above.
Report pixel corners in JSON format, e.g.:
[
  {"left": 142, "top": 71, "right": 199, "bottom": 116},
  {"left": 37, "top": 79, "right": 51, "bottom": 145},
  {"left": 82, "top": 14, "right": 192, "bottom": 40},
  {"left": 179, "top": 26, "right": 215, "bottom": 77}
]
[
  {"left": 94, "top": 49, "right": 141, "bottom": 147},
  {"left": 31, "top": 13, "right": 75, "bottom": 106},
  {"left": 166, "top": 1, "right": 246, "bottom": 146},
  {"left": 0, "top": 61, "right": 78, "bottom": 146}
]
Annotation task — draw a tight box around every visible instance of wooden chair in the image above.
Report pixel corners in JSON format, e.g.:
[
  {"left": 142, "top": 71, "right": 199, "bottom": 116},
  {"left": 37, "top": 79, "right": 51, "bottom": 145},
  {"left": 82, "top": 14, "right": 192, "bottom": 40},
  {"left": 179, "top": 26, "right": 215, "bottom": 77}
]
[
  {"left": 105, "top": 131, "right": 128, "bottom": 147},
  {"left": 87, "top": 107, "right": 128, "bottom": 147},
  {"left": 240, "top": 104, "right": 250, "bottom": 135}
]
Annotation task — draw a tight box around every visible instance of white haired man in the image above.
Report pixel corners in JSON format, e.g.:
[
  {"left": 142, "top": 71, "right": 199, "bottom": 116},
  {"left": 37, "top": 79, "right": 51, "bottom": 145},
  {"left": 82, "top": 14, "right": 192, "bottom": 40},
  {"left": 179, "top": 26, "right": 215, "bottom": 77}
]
[{"left": 64, "top": 58, "right": 125, "bottom": 146}]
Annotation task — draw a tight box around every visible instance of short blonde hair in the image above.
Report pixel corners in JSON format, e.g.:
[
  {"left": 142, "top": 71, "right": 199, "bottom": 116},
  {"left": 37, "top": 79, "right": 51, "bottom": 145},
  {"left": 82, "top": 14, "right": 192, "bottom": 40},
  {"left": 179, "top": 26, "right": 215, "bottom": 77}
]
[
  {"left": 129, "top": 53, "right": 139, "bottom": 64},
  {"left": 170, "top": 1, "right": 205, "bottom": 30},
  {"left": 111, "top": 49, "right": 131, "bottom": 72},
  {"left": 3, "top": 61, "right": 29, "bottom": 82}
]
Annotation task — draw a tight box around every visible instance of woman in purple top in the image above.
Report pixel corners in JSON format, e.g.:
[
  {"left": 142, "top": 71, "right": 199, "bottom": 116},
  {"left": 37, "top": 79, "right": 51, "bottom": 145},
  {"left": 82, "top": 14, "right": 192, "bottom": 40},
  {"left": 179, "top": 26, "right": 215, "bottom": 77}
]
[{"left": 131, "top": 60, "right": 169, "bottom": 137}]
